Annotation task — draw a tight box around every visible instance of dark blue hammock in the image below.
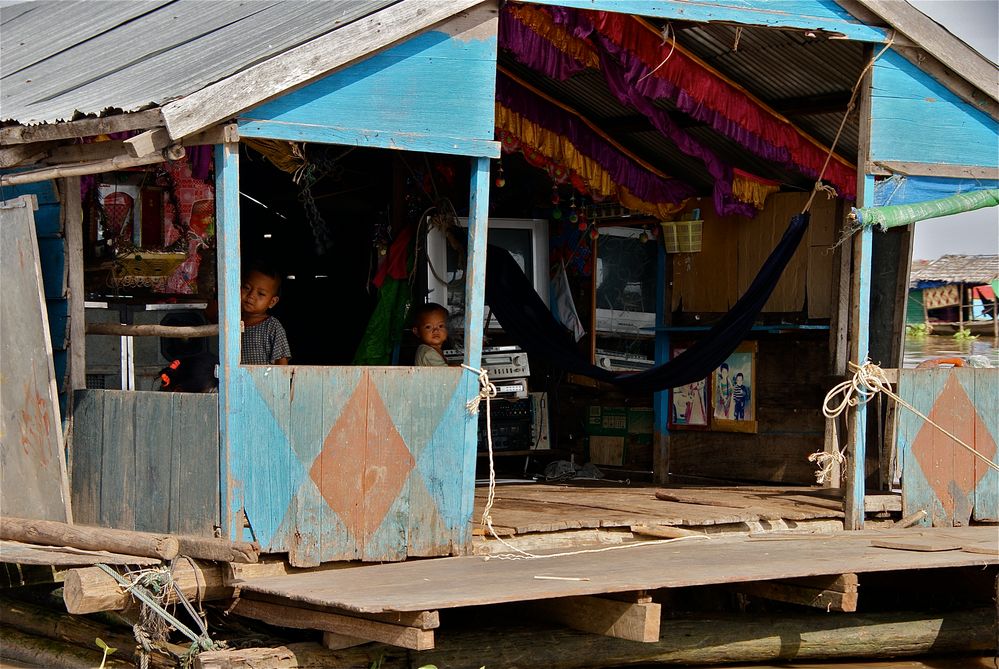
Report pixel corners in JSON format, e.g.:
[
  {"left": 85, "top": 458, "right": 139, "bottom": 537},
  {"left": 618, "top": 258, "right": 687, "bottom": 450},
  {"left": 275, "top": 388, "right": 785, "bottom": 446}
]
[{"left": 483, "top": 212, "right": 810, "bottom": 394}]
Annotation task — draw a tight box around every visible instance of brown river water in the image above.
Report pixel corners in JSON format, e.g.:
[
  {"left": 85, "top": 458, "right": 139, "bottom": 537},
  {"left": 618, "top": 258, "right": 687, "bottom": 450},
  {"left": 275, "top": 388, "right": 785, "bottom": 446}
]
[{"left": 902, "top": 334, "right": 999, "bottom": 368}]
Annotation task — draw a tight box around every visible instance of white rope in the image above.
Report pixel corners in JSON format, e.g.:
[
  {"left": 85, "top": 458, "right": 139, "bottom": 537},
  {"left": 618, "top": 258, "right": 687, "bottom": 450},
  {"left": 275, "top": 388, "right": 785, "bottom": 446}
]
[
  {"left": 816, "top": 361, "right": 999, "bottom": 482},
  {"left": 463, "top": 365, "right": 710, "bottom": 561}
]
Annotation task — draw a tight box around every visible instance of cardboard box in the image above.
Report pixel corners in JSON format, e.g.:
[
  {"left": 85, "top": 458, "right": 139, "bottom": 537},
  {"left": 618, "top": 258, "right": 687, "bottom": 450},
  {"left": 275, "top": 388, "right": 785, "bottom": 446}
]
[{"left": 587, "top": 406, "right": 628, "bottom": 436}]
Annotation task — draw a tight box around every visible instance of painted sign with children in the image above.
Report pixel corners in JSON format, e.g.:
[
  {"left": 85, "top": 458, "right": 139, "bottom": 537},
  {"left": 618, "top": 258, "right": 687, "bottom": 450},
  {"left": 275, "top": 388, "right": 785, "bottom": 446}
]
[{"left": 711, "top": 341, "right": 758, "bottom": 433}]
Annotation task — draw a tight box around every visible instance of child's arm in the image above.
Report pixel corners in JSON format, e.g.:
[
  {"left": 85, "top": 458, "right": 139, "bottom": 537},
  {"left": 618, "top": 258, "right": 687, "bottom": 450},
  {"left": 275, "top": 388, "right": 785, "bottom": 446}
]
[{"left": 274, "top": 357, "right": 290, "bottom": 365}]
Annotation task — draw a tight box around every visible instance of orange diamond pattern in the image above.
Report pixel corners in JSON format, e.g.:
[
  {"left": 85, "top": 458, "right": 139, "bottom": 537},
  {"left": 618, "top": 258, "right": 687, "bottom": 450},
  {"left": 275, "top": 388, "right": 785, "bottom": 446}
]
[
  {"left": 911, "top": 375, "right": 996, "bottom": 520},
  {"left": 309, "top": 373, "right": 415, "bottom": 544}
]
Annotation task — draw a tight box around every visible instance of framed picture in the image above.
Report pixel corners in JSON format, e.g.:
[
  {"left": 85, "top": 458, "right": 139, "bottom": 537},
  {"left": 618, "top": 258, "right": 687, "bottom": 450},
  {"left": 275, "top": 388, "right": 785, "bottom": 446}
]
[
  {"left": 668, "top": 345, "right": 711, "bottom": 429},
  {"left": 711, "top": 341, "right": 758, "bottom": 433}
]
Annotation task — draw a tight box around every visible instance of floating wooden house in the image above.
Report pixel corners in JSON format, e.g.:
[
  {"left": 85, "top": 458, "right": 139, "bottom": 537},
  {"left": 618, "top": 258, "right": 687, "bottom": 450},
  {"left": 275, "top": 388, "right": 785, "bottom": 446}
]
[
  {"left": 908, "top": 253, "right": 999, "bottom": 336},
  {"left": 2, "top": 0, "right": 997, "bottom": 662}
]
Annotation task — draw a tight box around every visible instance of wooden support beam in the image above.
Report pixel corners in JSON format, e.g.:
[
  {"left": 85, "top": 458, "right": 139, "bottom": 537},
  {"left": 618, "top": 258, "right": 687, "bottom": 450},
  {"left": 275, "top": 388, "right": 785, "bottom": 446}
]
[
  {"left": 0, "top": 142, "right": 55, "bottom": 168},
  {"left": 0, "top": 109, "right": 165, "bottom": 145},
  {"left": 732, "top": 573, "right": 859, "bottom": 612},
  {"left": 867, "top": 160, "right": 999, "bottom": 180},
  {"left": 124, "top": 128, "right": 172, "bottom": 157},
  {"left": 526, "top": 595, "right": 661, "bottom": 643},
  {"left": 0, "top": 517, "right": 178, "bottom": 560},
  {"left": 0, "top": 145, "right": 185, "bottom": 186},
  {"left": 231, "top": 598, "right": 435, "bottom": 651},
  {"left": 320, "top": 632, "right": 368, "bottom": 651},
  {"left": 86, "top": 322, "right": 219, "bottom": 338},
  {"left": 63, "top": 177, "right": 86, "bottom": 394},
  {"left": 195, "top": 607, "right": 998, "bottom": 669},
  {"left": 241, "top": 593, "right": 439, "bottom": 630}
]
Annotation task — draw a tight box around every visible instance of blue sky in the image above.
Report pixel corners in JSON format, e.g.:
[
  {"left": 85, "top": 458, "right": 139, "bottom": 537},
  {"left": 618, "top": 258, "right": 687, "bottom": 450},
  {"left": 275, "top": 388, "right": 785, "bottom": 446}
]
[{"left": 906, "top": 1, "right": 998, "bottom": 259}]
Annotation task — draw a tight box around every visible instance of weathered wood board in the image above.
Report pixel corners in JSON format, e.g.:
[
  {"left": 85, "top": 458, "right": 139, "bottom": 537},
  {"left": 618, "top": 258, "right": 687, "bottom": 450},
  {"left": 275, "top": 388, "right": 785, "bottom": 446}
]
[
  {"left": 71, "top": 390, "right": 219, "bottom": 536},
  {"left": 237, "top": 526, "right": 997, "bottom": 614},
  {"left": 897, "top": 368, "right": 998, "bottom": 526},
  {"left": 0, "top": 540, "right": 159, "bottom": 567},
  {"left": 0, "top": 195, "right": 70, "bottom": 522}
]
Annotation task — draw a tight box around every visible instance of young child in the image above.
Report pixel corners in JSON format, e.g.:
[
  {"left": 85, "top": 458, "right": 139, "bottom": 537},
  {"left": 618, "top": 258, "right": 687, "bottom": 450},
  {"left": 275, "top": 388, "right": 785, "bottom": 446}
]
[
  {"left": 241, "top": 265, "right": 291, "bottom": 365},
  {"left": 410, "top": 302, "right": 450, "bottom": 367},
  {"left": 732, "top": 372, "right": 751, "bottom": 420}
]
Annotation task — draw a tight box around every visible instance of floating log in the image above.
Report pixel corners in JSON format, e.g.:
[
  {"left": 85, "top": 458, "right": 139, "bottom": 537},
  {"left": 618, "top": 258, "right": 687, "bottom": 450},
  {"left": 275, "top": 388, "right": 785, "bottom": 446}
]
[
  {"left": 0, "top": 517, "right": 178, "bottom": 560},
  {"left": 0, "top": 595, "right": 182, "bottom": 668},
  {"left": 194, "top": 607, "right": 995, "bottom": 668}
]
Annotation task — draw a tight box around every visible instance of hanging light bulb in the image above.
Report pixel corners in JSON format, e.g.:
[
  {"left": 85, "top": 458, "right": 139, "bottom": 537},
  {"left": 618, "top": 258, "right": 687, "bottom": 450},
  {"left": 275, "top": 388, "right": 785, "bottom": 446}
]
[
  {"left": 589, "top": 227, "right": 599, "bottom": 240},
  {"left": 568, "top": 194, "right": 578, "bottom": 223},
  {"left": 494, "top": 160, "right": 506, "bottom": 188}
]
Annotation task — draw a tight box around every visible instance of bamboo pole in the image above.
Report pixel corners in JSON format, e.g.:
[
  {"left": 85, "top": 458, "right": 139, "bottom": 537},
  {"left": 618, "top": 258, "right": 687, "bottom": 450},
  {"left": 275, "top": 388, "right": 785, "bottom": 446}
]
[
  {"left": 0, "top": 145, "right": 185, "bottom": 186},
  {"left": 85, "top": 322, "right": 219, "bottom": 337}
]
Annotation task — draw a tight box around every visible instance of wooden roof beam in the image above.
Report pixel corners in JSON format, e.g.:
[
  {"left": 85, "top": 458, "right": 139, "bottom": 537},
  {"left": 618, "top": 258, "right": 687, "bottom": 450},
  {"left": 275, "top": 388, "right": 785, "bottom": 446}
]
[{"left": 0, "top": 108, "right": 164, "bottom": 145}]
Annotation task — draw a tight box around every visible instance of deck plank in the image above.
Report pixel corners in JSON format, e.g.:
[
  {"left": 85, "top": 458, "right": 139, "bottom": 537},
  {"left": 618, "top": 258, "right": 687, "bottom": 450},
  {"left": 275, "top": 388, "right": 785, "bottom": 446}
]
[{"left": 237, "top": 527, "right": 997, "bottom": 614}]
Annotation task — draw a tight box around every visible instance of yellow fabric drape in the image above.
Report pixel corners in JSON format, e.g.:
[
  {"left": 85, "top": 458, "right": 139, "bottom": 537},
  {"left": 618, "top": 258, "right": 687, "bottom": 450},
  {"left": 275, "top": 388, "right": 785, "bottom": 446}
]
[
  {"left": 507, "top": 4, "right": 600, "bottom": 70},
  {"left": 497, "top": 103, "right": 686, "bottom": 219}
]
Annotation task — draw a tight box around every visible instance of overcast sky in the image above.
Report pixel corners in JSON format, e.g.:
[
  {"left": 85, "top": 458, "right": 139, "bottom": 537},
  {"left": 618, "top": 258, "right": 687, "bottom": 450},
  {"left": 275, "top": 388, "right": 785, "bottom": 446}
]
[{"left": 905, "top": 0, "right": 998, "bottom": 260}]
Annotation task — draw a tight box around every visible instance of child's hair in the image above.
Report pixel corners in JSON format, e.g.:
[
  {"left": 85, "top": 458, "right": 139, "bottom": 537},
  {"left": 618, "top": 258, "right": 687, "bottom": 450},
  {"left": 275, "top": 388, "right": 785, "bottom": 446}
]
[
  {"left": 243, "top": 262, "right": 283, "bottom": 291},
  {"left": 720, "top": 362, "right": 729, "bottom": 372},
  {"left": 158, "top": 352, "right": 219, "bottom": 393},
  {"left": 735, "top": 372, "right": 744, "bottom": 382},
  {"left": 409, "top": 301, "right": 449, "bottom": 326}
]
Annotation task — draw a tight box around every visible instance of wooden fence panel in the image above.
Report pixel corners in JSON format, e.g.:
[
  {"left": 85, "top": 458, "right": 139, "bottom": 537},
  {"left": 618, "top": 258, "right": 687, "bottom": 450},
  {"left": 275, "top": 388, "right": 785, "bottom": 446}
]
[{"left": 898, "top": 368, "right": 998, "bottom": 526}]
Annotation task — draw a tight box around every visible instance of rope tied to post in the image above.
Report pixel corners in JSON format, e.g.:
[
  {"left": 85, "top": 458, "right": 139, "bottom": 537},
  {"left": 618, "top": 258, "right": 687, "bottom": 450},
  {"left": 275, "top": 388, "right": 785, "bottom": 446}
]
[{"left": 815, "top": 361, "right": 999, "bottom": 484}]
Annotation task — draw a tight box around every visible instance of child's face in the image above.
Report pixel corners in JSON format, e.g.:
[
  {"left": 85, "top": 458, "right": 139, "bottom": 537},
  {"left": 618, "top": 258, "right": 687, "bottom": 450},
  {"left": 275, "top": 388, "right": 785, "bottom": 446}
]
[
  {"left": 412, "top": 310, "right": 448, "bottom": 348},
  {"left": 241, "top": 270, "right": 280, "bottom": 319},
  {"left": 734, "top": 374, "right": 744, "bottom": 387}
]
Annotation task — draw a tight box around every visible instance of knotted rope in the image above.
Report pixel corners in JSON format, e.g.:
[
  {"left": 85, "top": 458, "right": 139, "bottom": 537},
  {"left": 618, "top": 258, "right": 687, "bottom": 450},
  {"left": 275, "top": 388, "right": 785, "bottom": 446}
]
[{"left": 814, "top": 361, "right": 999, "bottom": 483}]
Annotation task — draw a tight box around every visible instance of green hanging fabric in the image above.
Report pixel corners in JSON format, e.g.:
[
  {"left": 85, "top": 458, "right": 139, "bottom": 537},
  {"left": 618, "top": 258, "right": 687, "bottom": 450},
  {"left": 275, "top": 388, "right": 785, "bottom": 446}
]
[
  {"left": 851, "top": 189, "right": 999, "bottom": 230},
  {"left": 353, "top": 278, "right": 411, "bottom": 365}
]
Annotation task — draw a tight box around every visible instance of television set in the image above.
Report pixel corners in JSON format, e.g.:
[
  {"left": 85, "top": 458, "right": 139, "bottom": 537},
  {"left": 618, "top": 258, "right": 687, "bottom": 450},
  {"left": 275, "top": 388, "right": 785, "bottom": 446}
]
[
  {"left": 426, "top": 217, "right": 549, "bottom": 335},
  {"left": 593, "top": 225, "right": 658, "bottom": 369}
]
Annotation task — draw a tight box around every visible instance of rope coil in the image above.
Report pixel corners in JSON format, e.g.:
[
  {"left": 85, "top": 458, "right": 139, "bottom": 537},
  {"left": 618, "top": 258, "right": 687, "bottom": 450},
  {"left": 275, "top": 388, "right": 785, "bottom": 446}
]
[{"left": 814, "top": 361, "right": 999, "bottom": 483}]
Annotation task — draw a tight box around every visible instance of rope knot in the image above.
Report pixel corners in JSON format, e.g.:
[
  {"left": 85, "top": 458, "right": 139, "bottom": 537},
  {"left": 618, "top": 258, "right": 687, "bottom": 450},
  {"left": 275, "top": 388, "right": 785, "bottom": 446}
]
[{"left": 462, "top": 364, "right": 497, "bottom": 416}]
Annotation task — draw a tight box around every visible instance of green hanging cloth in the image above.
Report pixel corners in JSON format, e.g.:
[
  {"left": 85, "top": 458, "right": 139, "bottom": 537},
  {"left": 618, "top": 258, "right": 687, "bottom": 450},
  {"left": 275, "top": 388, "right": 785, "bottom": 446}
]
[
  {"left": 353, "top": 226, "right": 416, "bottom": 365},
  {"left": 851, "top": 188, "right": 999, "bottom": 230}
]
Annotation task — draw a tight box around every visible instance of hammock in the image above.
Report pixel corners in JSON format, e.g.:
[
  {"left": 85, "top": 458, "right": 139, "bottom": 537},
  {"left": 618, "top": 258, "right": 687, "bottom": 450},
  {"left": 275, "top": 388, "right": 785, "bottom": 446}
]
[{"left": 484, "top": 212, "right": 810, "bottom": 394}]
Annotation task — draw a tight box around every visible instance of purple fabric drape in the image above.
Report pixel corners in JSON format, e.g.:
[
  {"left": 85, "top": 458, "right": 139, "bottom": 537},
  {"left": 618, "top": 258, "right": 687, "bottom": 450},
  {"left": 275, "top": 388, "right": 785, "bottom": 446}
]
[
  {"left": 497, "top": 73, "right": 695, "bottom": 205},
  {"left": 499, "top": 10, "right": 588, "bottom": 81}
]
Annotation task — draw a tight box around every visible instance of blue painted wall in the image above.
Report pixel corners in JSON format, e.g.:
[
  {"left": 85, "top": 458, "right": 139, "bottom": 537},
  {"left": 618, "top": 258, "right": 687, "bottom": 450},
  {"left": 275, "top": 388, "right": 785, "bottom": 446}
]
[
  {"left": 871, "top": 50, "right": 999, "bottom": 168},
  {"left": 240, "top": 23, "right": 499, "bottom": 158}
]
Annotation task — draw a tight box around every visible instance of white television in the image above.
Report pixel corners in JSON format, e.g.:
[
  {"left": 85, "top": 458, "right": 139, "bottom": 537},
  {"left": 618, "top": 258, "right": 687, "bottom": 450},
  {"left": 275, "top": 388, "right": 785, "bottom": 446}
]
[{"left": 426, "top": 217, "right": 549, "bottom": 332}]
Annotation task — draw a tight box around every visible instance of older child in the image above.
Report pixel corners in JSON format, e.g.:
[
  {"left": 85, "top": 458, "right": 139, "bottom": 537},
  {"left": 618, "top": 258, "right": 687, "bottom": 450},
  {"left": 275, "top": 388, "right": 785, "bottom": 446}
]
[
  {"left": 410, "top": 302, "right": 450, "bottom": 367},
  {"left": 241, "top": 265, "right": 291, "bottom": 365}
]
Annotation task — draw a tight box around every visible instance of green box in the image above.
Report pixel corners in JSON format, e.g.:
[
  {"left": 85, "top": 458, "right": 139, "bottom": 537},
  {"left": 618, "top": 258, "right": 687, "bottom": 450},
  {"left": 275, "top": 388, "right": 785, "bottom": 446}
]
[
  {"left": 627, "top": 408, "right": 654, "bottom": 435},
  {"left": 587, "top": 406, "right": 628, "bottom": 436}
]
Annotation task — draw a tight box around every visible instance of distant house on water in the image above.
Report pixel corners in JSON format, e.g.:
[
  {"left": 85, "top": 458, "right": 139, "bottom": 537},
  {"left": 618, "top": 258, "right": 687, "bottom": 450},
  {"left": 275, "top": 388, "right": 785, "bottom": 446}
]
[{"left": 909, "top": 254, "right": 999, "bottom": 335}]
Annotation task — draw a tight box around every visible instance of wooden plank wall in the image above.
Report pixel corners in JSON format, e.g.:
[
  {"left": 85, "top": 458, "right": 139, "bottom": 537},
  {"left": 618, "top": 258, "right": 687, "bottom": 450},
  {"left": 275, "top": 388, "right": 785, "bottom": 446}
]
[
  {"left": 71, "top": 390, "right": 220, "bottom": 536},
  {"left": 0, "top": 196, "right": 71, "bottom": 522},
  {"left": 898, "top": 368, "right": 998, "bottom": 526},
  {"left": 668, "top": 335, "right": 828, "bottom": 484},
  {"left": 237, "top": 5, "right": 499, "bottom": 159},
  {"left": 671, "top": 192, "right": 837, "bottom": 315},
  {"left": 1, "top": 178, "right": 69, "bottom": 411},
  {"left": 870, "top": 50, "right": 998, "bottom": 169},
  {"left": 227, "top": 365, "right": 470, "bottom": 566}
]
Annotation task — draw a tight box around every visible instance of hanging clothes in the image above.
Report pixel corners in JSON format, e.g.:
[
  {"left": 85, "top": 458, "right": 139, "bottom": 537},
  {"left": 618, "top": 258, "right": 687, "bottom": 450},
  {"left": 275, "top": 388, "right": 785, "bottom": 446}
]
[{"left": 483, "top": 212, "right": 810, "bottom": 394}]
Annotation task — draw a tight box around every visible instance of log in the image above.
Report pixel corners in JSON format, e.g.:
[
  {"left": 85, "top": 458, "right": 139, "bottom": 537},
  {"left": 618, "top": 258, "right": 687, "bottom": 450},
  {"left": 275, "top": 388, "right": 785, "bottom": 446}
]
[
  {"left": 0, "top": 109, "right": 165, "bottom": 145},
  {"left": 0, "top": 517, "right": 178, "bottom": 560},
  {"left": 0, "top": 595, "right": 182, "bottom": 668},
  {"left": 193, "top": 607, "right": 997, "bottom": 668},
  {"left": 64, "top": 560, "right": 229, "bottom": 614},
  {"left": 65, "top": 559, "right": 344, "bottom": 614},
  {"left": 173, "top": 535, "right": 260, "bottom": 563},
  {"left": 86, "top": 322, "right": 219, "bottom": 338},
  {"left": 0, "top": 626, "right": 133, "bottom": 669}
]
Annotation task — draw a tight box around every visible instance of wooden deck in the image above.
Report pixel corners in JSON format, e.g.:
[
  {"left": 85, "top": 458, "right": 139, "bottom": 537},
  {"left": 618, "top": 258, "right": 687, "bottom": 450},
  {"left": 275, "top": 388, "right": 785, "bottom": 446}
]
[
  {"left": 236, "top": 526, "right": 996, "bottom": 615},
  {"left": 470, "top": 483, "right": 898, "bottom": 537}
]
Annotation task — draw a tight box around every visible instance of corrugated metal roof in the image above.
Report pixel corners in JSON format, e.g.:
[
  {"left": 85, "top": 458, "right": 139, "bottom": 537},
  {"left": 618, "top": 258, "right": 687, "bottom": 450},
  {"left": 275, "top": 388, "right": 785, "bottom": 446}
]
[
  {"left": 910, "top": 254, "right": 999, "bottom": 285},
  {"left": 1, "top": 0, "right": 397, "bottom": 124}
]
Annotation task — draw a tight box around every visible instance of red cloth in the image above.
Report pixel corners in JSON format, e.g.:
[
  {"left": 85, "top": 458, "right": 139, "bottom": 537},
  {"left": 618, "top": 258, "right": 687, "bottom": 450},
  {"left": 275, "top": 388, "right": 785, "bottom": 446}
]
[{"left": 373, "top": 225, "right": 415, "bottom": 288}]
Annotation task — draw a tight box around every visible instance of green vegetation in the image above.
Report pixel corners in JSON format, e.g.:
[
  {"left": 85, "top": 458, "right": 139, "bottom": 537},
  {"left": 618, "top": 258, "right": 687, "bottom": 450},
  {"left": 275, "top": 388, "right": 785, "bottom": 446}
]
[
  {"left": 95, "top": 638, "right": 116, "bottom": 669},
  {"left": 953, "top": 328, "right": 978, "bottom": 341},
  {"left": 905, "top": 323, "right": 930, "bottom": 338}
]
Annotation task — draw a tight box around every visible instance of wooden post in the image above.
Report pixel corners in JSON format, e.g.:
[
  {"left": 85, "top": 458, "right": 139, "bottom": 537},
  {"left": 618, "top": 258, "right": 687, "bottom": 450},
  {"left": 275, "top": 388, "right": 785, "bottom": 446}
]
[
  {"left": 459, "top": 156, "right": 491, "bottom": 552},
  {"left": 215, "top": 142, "right": 241, "bottom": 542},
  {"left": 63, "top": 177, "right": 86, "bottom": 394},
  {"left": 653, "top": 241, "right": 671, "bottom": 485},
  {"left": 958, "top": 284, "right": 965, "bottom": 333}
]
